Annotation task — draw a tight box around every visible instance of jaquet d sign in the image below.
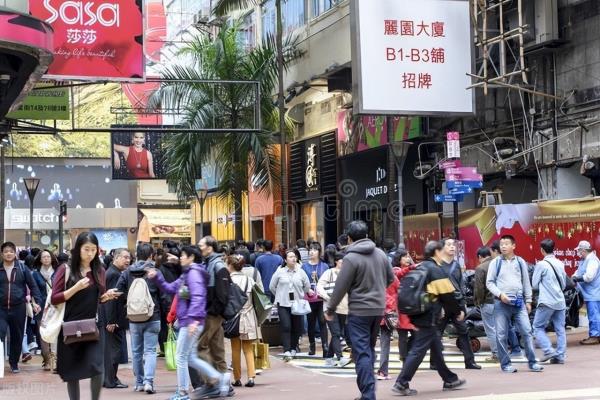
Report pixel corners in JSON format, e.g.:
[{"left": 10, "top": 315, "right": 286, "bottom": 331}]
[{"left": 43, "top": 0, "right": 121, "bottom": 27}]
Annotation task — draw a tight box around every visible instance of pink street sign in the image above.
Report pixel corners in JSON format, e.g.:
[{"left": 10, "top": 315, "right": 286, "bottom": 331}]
[
  {"left": 446, "top": 173, "right": 483, "bottom": 181},
  {"left": 439, "top": 160, "right": 462, "bottom": 169}
]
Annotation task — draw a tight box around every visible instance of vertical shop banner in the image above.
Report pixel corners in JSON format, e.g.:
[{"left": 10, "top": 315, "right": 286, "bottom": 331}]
[
  {"left": 30, "top": 0, "right": 144, "bottom": 80},
  {"left": 351, "top": 0, "right": 473, "bottom": 114}
]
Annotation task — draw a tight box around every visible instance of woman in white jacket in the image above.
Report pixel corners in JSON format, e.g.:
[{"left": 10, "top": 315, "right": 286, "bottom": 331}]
[
  {"left": 317, "top": 252, "right": 350, "bottom": 367},
  {"left": 226, "top": 254, "right": 259, "bottom": 388}
]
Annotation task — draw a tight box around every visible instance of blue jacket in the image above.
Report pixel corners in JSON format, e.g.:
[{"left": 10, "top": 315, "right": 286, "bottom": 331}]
[
  {"left": 0, "top": 261, "right": 42, "bottom": 309},
  {"left": 32, "top": 269, "right": 53, "bottom": 308},
  {"left": 302, "top": 261, "right": 329, "bottom": 291},
  {"left": 576, "top": 253, "right": 600, "bottom": 302},
  {"left": 153, "top": 263, "right": 208, "bottom": 327},
  {"left": 255, "top": 252, "right": 284, "bottom": 295}
]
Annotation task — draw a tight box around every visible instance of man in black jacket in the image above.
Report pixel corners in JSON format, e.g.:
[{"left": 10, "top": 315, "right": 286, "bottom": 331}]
[
  {"left": 192, "top": 236, "right": 232, "bottom": 398},
  {"left": 0, "top": 242, "right": 42, "bottom": 373},
  {"left": 102, "top": 248, "right": 130, "bottom": 389},
  {"left": 435, "top": 238, "right": 481, "bottom": 370},
  {"left": 392, "top": 241, "right": 466, "bottom": 396}
]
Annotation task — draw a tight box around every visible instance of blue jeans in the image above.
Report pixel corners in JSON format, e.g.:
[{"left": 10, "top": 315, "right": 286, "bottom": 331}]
[
  {"left": 493, "top": 300, "right": 537, "bottom": 369},
  {"left": 176, "top": 324, "right": 221, "bottom": 393},
  {"left": 130, "top": 320, "right": 161, "bottom": 386},
  {"left": 480, "top": 304, "right": 498, "bottom": 355},
  {"left": 348, "top": 315, "right": 381, "bottom": 400},
  {"left": 586, "top": 301, "right": 600, "bottom": 337},
  {"left": 533, "top": 305, "right": 566, "bottom": 361}
]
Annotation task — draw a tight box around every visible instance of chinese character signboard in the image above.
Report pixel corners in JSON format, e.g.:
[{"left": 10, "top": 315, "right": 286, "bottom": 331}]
[
  {"left": 351, "top": 0, "right": 473, "bottom": 115},
  {"left": 30, "top": 0, "right": 144, "bottom": 81},
  {"left": 7, "top": 85, "right": 70, "bottom": 120}
]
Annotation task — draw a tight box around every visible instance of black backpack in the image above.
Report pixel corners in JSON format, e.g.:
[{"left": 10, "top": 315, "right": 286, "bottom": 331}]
[
  {"left": 222, "top": 276, "right": 249, "bottom": 320},
  {"left": 397, "top": 265, "right": 431, "bottom": 316}
]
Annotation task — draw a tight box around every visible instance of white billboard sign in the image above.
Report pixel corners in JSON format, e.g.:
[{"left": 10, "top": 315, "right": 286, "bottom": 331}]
[{"left": 351, "top": 0, "right": 474, "bottom": 115}]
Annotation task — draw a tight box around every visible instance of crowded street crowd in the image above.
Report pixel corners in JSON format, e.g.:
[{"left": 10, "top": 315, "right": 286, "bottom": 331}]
[{"left": 0, "top": 221, "right": 598, "bottom": 400}]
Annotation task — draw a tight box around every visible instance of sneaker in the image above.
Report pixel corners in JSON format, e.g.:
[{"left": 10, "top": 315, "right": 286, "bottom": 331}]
[
  {"left": 550, "top": 358, "right": 564, "bottom": 365},
  {"left": 391, "top": 382, "right": 417, "bottom": 396},
  {"left": 338, "top": 357, "right": 352, "bottom": 368},
  {"left": 255, "top": 369, "right": 263, "bottom": 375},
  {"left": 325, "top": 358, "right": 336, "bottom": 367},
  {"left": 134, "top": 385, "right": 145, "bottom": 392},
  {"left": 144, "top": 383, "right": 155, "bottom": 394},
  {"left": 10, "top": 366, "right": 20, "bottom": 373},
  {"left": 485, "top": 355, "right": 499, "bottom": 363},
  {"left": 21, "top": 353, "right": 32, "bottom": 363},
  {"left": 290, "top": 350, "right": 297, "bottom": 358},
  {"left": 219, "top": 373, "right": 231, "bottom": 397},
  {"left": 169, "top": 392, "right": 190, "bottom": 400},
  {"left": 245, "top": 378, "right": 255, "bottom": 388},
  {"left": 502, "top": 365, "right": 518, "bottom": 373},
  {"left": 443, "top": 378, "right": 466, "bottom": 391},
  {"left": 28, "top": 342, "right": 38, "bottom": 351},
  {"left": 539, "top": 352, "right": 556, "bottom": 363},
  {"left": 529, "top": 363, "right": 544, "bottom": 372},
  {"left": 193, "top": 386, "right": 219, "bottom": 400},
  {"left": 376, "top": 371, "right": 390, "bottom": 380},
  {"left": 580, "top": 337, "right": 600, "bottom": 345},
  {"left": 283, "top": 351, "right": 292, "bottom": 362}
]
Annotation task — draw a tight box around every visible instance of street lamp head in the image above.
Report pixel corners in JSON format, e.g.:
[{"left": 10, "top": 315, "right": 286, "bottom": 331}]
[
  {"left": 197, "top": 188, "right": 209, "bottom": 202},
  {"left": 23, "top": 178, "right": 41, "bottom": 200}
]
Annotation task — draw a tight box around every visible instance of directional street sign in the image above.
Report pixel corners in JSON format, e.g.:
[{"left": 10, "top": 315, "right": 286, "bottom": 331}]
[
  {"left": 446, "top": 173, "right": 483, "bottom": 182},
  {"left": 446, "top": 180, "right": 483, "bottom": 189},
  {"left": 449, "top": 186, "right": 474, "bottom": 195},
  {"left": 435, "top": 194, "right": 464, "bottom": 203},
  {"left": 439, "top": 160, "right": 462, "bottom": 170}
]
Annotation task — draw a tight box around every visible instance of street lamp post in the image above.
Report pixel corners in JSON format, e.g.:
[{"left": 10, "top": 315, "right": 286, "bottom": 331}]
[
  {"left": 391, "top": 140, "right": 413, "bottom": 246},
  {"left": 195, "top": 180, "right": 209, "bottom": 240},
  {"left": 23, "top": 178, "right": 40, "bottom": 249}
]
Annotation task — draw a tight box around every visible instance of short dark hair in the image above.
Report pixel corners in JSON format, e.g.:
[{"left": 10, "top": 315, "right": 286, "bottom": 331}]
[
  {"left": 309, "top": 242, "right": 322, "bottom": 256},
  {"left": 490, "top": 240, "right": 500, "bottom": 253},
  {"left": 1, "top": 242, "right": 17, "bottom": 253},
  {"left": 264, "top": 240, "right": 274, "bottom": 251},
  {"left": 382, "top": 239, "right": 395, "bottom": 252},
  {"left": 201, "top": 236, "right": 219, "bottom": 253},
  {"left": 333, "top": 251, "right": 345, "bottom": 262},
  {"left": 392, "top": 249, "right": 409, "bottom": 267},
  {"left": 500, "top": 235, "right": 516, "bottom": 244},
  {"left": 30, "top": 248, "right": 41, "bottom": 258},
  {"left": 234, "top": 248, "right": 251, "bottom": 265},
  {"left": 540, "top": 239, "right": 555, "bottom": 254},
  {"left": 441, "top": 238, "right": 455, "bottom": 246},
  {"left": 255, "top": 239, "right": 265, "bottom": 249},
  {"left": 136, "top": 243, "right": 154, "bottom": 261},
  {"left": 18, "top": 249, "right": 29, "bottom": 260},
  {"left": 424, "top": 240, "right": 443, "bottom": 259},
  {"left": 57, "top": 252, "right": 69, "bottom": 264},
  {"left": 347, "top": 220, "right": 368, "bottom": 241},
  {"left": 477, "top": 247, "right": 492, "bottom": 259},
  {"left": 181, "top": 245, "right": 202, "bottom": 263},
  {"left": 337, "top": 234, "right": 348, "bottom": 247},
  {"left": 296, "top": 239, "right": 306, "bottom": 248}
]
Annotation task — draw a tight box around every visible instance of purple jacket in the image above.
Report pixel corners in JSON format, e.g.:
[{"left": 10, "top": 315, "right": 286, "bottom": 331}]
[{"left": 153, "top": 263, "right": 208, "bottom": 327}]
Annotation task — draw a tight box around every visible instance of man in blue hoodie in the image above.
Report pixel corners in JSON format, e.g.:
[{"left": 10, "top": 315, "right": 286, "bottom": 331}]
[{"left": 255, "top": 240, "right": 283, "bottom": 300}]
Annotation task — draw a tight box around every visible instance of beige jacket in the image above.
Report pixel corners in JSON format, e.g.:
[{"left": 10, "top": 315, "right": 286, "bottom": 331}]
[
  {"left": 231, "top": 272, "right": 259, "bottom": 340},
  {"left": 317, "top": 268, "right": 348, "bottom": 315}
]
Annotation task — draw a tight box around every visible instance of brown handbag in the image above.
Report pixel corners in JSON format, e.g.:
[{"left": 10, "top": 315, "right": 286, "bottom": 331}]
[{"left": 62, "top": 318, "right": 99, "bottom": 345}]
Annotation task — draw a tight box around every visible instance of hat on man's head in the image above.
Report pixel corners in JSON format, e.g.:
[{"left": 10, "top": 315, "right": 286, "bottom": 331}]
[{"left": 575, "top": 240, "right": 592, "bottom": 251}]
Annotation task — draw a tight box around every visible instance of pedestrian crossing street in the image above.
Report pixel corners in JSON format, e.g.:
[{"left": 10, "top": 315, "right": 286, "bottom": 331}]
[{"left": 275, "top": 340, "right": 531, "bottom": 378}]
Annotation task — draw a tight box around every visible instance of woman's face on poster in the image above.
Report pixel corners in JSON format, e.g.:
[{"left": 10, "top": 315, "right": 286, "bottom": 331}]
[{"left": 132, "top": 132, "right": 145, "bottom": 147}]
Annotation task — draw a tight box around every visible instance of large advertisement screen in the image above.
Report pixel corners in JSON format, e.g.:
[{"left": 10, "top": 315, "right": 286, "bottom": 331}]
[
  {"left": 111, "top": 126, "right": 167, "bottom": 180},
  {"left": 30, "top": 0, "right": 144, "bottom": 80}
]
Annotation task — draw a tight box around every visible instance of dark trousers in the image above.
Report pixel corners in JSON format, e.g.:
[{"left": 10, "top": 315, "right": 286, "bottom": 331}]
[
  {"left": 0, "top": 303, "right": 26, "bottom": 368},
  {"left": 398, "top": 329, "right": 414, "bottom": 361},
  {"left": 103, "top": 328, "right": 124, "bottom": 386},
  {"left": 278, "top": 306, "right": 303, "bottom": 352},
  {"left": 338, "top": 314, "right": 351, "bottom": 347},
  {"left": 396, "top": 325, "right": 458, "bottom": 387},
  {"left": 348, "top": 315, "right": 381, "bottom": 400},
  {"left": 307, "top": 301, "right": 328, "bottom": 349},
  {"left": 326, "top": 313, "right": 343, "bottom": 359},
  {"left": 437, "top": 314, "right": 475, "bottom": 366}
]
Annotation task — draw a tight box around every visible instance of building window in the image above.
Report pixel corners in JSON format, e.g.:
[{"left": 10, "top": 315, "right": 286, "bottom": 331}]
[
  {"left": 262, "top": 0, "right": 306, "bottom": 39},
  {"left": 239, "top": 11, "right": 256, "bottom": 50},
  {"left": 312, "top": 0, "right": 337, "bottom": 18}
]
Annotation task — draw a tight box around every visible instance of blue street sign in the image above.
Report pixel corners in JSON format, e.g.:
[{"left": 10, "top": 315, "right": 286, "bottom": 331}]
[
  {"left": 445, "top": 180, "right": 483, "bottom": 189},
  {"left": 435, "top": 194, "right": 464, "bottom": 203},
  {"left": 448, "top": 185, "right": 474, "bottom": 195}
]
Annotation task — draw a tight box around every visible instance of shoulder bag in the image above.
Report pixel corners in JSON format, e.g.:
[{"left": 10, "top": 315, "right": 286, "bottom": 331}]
[
  {"left": 223, "top": 277, "right": 250, "bottom": 338},
  {"left": 40, "top": 266, "right": 70, "bottom": 343}
]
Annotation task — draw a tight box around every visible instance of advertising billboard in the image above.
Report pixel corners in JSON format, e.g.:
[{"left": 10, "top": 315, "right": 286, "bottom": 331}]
[
  {"left": 351, "top": 0, "right": 473, "bottom": 115},
  {"left": 29, "top": 0, "right": 145, "bottom": 80},
  {"left": 111, "top": 125, "right": 167, "bottom": 180},
  {"left": 7, "top": 85, "right": 70, "bottom": 120}
]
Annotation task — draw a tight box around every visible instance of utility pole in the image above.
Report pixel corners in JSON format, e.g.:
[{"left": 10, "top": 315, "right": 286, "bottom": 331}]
[{"left": 276, "top": 0, "right": 289, "bottom": 246}]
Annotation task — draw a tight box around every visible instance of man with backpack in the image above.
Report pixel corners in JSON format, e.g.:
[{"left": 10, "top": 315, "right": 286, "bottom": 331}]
[
  {"left": 115, "top": 243, "right": 165, "bottom": 394},
  {"left": 102, "top": 248, "right": 131, "bottom": 389},
  {"left": 436, "top": 238, "right": 481, "bottom": 370},
  {"left": 392, "top": 240, "right": 466, "bottom": 396},
  {"left": 486, "top": 235, "right": 544, "bottom": 373},
  {"left": 191, "top": 236, "right": 233, "bottom": 399},
  {"left": 325, "top": 220, "right": 394, "bottom": 400},
  {"left": 532, "top": 239, "right": 568, "bottom": 364}
]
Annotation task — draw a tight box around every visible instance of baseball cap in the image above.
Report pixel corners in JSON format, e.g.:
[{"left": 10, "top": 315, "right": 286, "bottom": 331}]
[{"left": 575, "top": 240, "right": 592, "bottom": 251}]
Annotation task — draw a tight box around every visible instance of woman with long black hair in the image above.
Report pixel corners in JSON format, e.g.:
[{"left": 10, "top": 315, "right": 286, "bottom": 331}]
[
  {"left": 51, "top": 232, "right": 122, "bottom": 400},
  {"left": 32, "top": 249, "right": 59, "bottom": 371}
]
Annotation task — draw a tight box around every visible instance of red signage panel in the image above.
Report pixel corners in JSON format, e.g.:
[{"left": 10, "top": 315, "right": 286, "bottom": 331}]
[{"left": 30, "top": 0, "right": 144, "bottom": 81}]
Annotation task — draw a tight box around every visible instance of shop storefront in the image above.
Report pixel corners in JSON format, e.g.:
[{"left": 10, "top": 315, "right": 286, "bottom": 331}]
[
  {"left": 138, "top": 208, "right": 193, "bottom": 246},
  {"left": 290, "top": 132, "right": 337, "bottom": 246},
  {"left": 338, "top": 145, "right": 396, "bottom": 245}
]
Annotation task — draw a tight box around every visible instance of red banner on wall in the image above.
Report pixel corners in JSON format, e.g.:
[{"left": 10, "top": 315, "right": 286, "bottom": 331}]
[{"left": 30, "top": 0, "right": 144, "bottom": 81}]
